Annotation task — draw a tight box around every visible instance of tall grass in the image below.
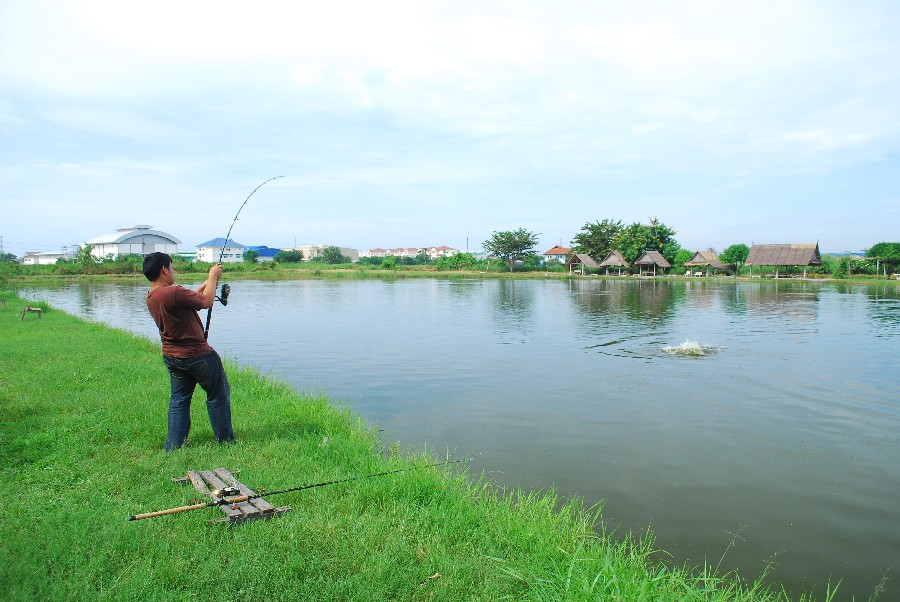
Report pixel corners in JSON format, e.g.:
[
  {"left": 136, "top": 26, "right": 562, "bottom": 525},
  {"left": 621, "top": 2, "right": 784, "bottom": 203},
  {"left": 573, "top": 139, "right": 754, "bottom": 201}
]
[{"left": 0, "top": 293, "right": 842, "bottom": 601}]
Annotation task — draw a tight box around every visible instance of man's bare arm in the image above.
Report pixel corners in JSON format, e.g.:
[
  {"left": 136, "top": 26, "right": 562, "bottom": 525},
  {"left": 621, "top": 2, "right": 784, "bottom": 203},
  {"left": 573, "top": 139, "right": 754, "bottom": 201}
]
[{"left": 195, "top": 264, "right": 222, "bottom": 308}]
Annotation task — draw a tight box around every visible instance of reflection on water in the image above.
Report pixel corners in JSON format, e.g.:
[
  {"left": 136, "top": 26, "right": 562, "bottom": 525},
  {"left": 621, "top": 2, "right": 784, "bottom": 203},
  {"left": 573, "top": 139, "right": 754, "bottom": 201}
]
[{"left": 15, "top": 278, "right": 900, "bottom": 601}]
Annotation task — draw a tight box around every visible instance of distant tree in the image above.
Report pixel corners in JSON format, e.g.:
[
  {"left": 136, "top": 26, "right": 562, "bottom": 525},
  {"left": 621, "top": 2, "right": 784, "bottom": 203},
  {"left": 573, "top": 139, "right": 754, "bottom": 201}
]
[
  {"left": 867, "top": 242, "right": 900, "bottom": 274},
  {"left": 614, "top": 218, "right": 679, "bottom": 264},
  {"left": 243, "top": 249, "right": 260, "bottom": 263},
  {"left": 483, "top": 229, "right": 540, "bottom": 272},
  {"left": 77, "top": 245, "right": 98, "bottom": 265},
  {"left": 380, "top": 256, "right": 397, "bottom": 270},
  {"left": 0, "top": 252, "right": 18, "bottom": 263},
  {"left": 274, "top": 249, "right": 303, "bottom": 263},
  {"left": 833, "top": 257, "right": 849, "bottom": 279},
  {"left": 571, "top": 219, "right": 624, "bottom": 260},
  {"left": 397, "top": 253, "right": 430, "bottom": 266},
  {"left": 113, "top": 253, "right": 144, "bottom": 274},
  {"left": 70, "top": 244, "right": 100, "bottom": 274},
  {"left": 523, "top": 253, "right": 544, "bottom": 269},
  {"left": 436, "top": 252, "right": 478, "bottom": 271},
  {"left": 321, "top": 245, "right": 350, "bottom": 264},
  {"left": 172, "top": 255, "right": 196, "bottom": 273},
  {"left": 719, "top": 243, "right": 750, "bottom": 268},
  {"left": 672, "top": 249, "right": 694, "bottom": 272}
]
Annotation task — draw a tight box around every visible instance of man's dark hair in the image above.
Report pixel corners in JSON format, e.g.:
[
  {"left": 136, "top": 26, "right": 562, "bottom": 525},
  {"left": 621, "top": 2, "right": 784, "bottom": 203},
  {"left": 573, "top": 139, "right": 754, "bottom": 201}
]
[{"left": 143, "top": 252, "right": 172, "bottom": 281}]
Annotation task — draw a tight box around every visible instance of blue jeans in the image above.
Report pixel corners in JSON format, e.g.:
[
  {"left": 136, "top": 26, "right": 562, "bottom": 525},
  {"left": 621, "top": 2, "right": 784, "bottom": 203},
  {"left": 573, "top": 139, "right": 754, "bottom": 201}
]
[{"left": 162, "top": 350, "right": 235, "bottom": 451}]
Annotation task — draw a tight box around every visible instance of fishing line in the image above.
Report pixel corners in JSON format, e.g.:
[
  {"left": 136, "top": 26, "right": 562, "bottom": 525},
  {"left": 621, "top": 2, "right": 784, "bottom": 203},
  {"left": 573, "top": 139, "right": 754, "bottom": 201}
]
[{"left": 204, "top": 175, "right": 284, "bottom": 340}]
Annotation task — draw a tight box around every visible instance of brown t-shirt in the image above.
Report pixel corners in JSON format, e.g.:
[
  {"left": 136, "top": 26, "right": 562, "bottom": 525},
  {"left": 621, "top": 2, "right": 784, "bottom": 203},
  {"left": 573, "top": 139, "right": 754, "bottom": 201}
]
[{"left": 146, "top": 285, "right": 213, "bottom": 358}]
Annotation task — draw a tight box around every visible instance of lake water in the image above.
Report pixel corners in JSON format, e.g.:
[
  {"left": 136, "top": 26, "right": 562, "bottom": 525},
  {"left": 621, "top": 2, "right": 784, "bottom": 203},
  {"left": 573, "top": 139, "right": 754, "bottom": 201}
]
[{"left": 17, "top": 277, "right": 900, "bottom": 600}]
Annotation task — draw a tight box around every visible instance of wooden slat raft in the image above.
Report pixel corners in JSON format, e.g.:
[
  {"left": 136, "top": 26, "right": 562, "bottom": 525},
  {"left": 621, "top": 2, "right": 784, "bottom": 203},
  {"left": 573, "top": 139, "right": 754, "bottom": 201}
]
[{"left": 175, "top": 468, "right": 291, "bottom": 525}]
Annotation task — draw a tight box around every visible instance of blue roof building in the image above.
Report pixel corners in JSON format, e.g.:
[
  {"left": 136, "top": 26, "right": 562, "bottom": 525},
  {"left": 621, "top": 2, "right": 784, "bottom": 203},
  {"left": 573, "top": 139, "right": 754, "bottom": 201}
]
[
  {"left": 246, "top": 245, "right": 281, "bottom": 261},
  {"left": 196, "top": 238, "right": 245, "bottom": 263}
]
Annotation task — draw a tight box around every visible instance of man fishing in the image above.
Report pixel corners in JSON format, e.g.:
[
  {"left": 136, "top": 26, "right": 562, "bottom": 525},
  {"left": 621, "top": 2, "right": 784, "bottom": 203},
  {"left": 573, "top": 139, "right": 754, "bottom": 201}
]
[{"left": 143, "top": 252, "right": 235, "bottom": 451}]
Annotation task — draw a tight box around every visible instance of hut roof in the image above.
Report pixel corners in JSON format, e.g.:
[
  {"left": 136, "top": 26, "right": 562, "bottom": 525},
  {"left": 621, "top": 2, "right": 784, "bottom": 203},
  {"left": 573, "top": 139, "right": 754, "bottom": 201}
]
[
  {"left": 565, "top": 253, "right": 599, "bottom": 268},
  {"left": 634, "top": 250, "right": 672, "bottom": 268},
  {"left": 598, "top": 250, "right": 630, "bottom": 268},
  {"left": 684, "top": 250, "right": 725, "bottom": 269},
  {"left": 745, "top": 243, "right": 821, "bottom": 266}
]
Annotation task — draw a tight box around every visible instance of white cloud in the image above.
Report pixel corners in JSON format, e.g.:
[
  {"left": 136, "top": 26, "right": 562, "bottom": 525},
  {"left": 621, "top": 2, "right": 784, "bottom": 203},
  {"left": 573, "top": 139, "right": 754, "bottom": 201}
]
[{"left": 2, "top": 0, "right": 899, "bottom": 254}]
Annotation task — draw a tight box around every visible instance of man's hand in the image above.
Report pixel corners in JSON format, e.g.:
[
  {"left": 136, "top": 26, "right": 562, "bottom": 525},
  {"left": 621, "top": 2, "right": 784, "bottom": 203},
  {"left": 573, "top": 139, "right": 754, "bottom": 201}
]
[
  {"left": 208, "top": 264, "right": 223, "bottom": 282},
  {"left": 197, "top": 264, "right": 223, "bottom": 307}
]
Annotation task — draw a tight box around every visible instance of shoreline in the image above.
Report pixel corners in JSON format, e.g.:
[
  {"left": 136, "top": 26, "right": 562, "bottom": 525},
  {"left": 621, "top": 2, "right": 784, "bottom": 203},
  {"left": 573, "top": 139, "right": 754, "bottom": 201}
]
[{"left": 4, "top": 265, "right": 899, "bottom": 287}]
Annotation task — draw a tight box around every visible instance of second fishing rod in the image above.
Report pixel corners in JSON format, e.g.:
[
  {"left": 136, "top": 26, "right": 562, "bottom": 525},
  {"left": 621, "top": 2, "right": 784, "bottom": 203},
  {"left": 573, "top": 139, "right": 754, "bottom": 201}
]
[{"left": 129, "top": 460, "right": 461, "bottom": 521}]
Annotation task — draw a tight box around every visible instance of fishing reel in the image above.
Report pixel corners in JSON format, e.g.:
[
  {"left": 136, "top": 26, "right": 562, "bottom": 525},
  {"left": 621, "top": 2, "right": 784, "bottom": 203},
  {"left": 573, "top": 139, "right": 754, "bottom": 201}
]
[
  {"left": 212, "top": 485, "right": 240, "bottom": 498},
  {"left": 216, "top": 283, "right": 231, "bottom": 306}
]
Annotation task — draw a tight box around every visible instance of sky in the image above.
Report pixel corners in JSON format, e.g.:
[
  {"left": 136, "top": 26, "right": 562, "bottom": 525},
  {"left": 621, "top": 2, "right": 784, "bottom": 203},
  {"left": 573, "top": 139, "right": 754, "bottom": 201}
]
[{"left": 2, "top": 0, "right": 899, "bottom": 258}]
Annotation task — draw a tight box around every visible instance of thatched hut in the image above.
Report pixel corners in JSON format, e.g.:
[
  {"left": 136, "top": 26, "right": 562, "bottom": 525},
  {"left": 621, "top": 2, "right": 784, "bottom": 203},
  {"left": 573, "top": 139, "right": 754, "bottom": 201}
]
[
  {"left": 683, "top": 250, "right": 727, "bottom": 277},
  {"left": 634, "top": 250, "right": 671, "bottom": 277},
  {"left": 745, "top": 243, "right": 821, "bottom": 278},
  {"left": 566, "top": 253, "right": 599, "bottom": 276},
  {"left": 598, "top": 250, "right": 630, "bottom": 276}
]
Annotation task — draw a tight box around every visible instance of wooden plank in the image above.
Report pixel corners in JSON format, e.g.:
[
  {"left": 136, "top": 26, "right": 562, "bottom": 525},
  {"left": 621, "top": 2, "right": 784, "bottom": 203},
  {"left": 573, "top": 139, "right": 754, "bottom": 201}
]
[
  {"left": 187, "top": 471, "right": 213, "bottom": 496},
  {"left": 201, "top": 470, "right": 259, "bottom": 521},
  {"left": 172, "top": 468, "right": 239, "bottom": 484},
  {"left": 214, "top": 468, "right": 275, "bottom": 514}
]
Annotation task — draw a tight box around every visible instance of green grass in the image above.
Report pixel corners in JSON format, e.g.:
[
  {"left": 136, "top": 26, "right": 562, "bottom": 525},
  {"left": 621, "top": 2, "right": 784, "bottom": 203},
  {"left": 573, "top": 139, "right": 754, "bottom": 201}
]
[{"left": 0, "top": 293, "right": 843, "bottom": 601}]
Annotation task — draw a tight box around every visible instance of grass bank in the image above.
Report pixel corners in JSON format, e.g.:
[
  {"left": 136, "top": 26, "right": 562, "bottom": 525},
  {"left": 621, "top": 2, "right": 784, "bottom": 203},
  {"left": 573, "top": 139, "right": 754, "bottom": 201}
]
[{"left": 1, "top": 293, "right": 835, "bottom": 601}]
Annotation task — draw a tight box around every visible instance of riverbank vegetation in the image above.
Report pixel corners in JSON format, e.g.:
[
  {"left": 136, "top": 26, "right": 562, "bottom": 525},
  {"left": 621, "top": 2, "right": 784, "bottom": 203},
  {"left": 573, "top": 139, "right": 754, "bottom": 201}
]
[
  {"left": 3, "top": 250, "right": 898, "bottom": 287},
  {"left": 0, "top": 293, "right": 848, "bottom": 601}
]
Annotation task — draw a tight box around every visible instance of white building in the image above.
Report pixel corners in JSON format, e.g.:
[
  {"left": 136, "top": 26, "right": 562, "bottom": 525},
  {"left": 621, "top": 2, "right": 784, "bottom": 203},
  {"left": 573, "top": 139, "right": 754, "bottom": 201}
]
[
  {"left": 85, "top": 225, "right": 181, "bottom": 260},
  {"left": 427, "top": 246, "right": 459, "bottom": 259},
  {"left": 388, "top": 247, "right": 425, "bottom": 258},
  {"left": 196, "top": 238, "right": 246, "bottom": 263},
  {"left": 542, "top": 245, "right": 573, "bottom": 264},
  {"left": 23, "top": 250, "right": 77, "bottom": 265}
]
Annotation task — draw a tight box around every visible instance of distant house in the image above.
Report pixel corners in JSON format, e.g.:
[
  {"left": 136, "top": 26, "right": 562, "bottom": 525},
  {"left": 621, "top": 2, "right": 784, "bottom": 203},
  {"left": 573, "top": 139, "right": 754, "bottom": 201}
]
[
  {"left": 245, "top": 245, "right": 282, "bottom": 262},
  {"left": 427, "top": 246, "right": 459, "bottom": 259},
  {"left": 23, "top": 250, "right": 76, "bottom": 265},
  {"left": 388, "top": 247, "right": 424, "bottom": 258},
  {"left": 565, "top": 253, "right": 599, "bottom": 275},
  {"left": 634, "top": 250, "right": 672, "bottom": 276},
  {"left": 543, "top": 245, "right": 573, "bottom": 264},
  {"left": 745, "top": 243, "right": 822, "bottom": 278},
  {"left": 598, "top": 250, "right": 630, "bottom": 276},
  {"left": 683, "top": 250, "right": 728, "bottom": 277},
  {"left": 85, "top": 225, "right": 181, "bottom": 260},
  {"left": 196, "top": 238, "right": 245, "bottom": 263}
]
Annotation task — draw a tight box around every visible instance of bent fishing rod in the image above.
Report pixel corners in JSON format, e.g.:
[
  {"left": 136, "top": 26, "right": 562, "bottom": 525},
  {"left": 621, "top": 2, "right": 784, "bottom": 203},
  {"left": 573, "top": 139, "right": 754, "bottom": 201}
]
[
  {"left": 204, "top": 175, "right": 284, "bottom": 341},
  {"left": 129, "top": 460, "right": 461, "bottom": 521}
]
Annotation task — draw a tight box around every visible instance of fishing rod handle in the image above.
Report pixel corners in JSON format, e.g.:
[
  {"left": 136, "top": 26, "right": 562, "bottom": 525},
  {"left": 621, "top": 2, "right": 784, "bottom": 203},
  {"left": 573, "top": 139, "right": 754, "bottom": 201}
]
[
  {"left": 129, "top": 501, "right": 209, "bottom": 521},
  {"left": 128, "top": 495, "right": 250, "bottom": 521}
]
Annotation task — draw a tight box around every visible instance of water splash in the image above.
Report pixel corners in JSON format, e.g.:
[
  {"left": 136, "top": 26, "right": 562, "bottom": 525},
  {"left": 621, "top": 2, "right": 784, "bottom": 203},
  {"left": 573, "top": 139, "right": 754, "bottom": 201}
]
[{"left": 662, "top": 340, "right": 723, "bottom": 357}]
